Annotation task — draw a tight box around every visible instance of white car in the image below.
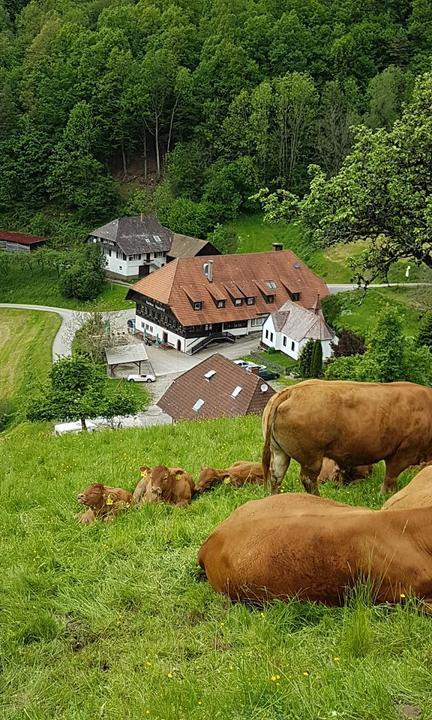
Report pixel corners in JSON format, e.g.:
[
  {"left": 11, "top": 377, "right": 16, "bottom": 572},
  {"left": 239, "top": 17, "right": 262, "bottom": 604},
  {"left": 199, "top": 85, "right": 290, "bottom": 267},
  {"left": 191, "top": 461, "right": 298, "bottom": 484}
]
[
  {"left": 233, "top": 360, "right": 252, "bottom": 368},
  {"left": 127, "top": 373, "right": 156, "bottom": 383}
]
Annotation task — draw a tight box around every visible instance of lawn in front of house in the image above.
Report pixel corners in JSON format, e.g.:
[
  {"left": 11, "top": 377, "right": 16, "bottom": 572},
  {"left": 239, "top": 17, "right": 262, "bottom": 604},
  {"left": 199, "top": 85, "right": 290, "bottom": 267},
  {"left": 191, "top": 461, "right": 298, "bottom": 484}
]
[
  {"left": 0, "top": 264, "right": 133, "bottom": 311},
  {"left": 1, "top": 417, "right": 430, "bottom": 720},
  {"left": 0, "top": 308, "right": 61, "bottom": 429}
]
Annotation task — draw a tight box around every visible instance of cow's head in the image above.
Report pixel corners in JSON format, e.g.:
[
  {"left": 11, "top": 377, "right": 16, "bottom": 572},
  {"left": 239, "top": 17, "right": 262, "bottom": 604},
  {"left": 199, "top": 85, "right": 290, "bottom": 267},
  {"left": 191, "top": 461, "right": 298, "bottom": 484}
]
[
  {"left": 77, "top": 483, "right": 105, "bottom": 508},
  {"left": 144, "top": 465, "right": 169, "bottom": 502},
  {"left": 195, "top": 467, "right": 225, "bottom": 493}
]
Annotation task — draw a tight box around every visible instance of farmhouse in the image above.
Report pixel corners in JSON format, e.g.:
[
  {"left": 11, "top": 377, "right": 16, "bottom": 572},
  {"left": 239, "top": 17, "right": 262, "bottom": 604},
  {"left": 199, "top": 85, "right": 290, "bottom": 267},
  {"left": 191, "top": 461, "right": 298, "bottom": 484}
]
[
  {"left": 126, "top": 248, "right": 330, "bottom": 354},
  {"left": 262, "top": 298, "right": 336, "bottom": 360},
  {"left": 158, "top": 353, "right": 275, "bottom": 421},
  {"left": 0, "top": 230, "right": 47, "bottom": 253},
  {"left": 87, "top": 214, "right": 219, "bottom": 280}
]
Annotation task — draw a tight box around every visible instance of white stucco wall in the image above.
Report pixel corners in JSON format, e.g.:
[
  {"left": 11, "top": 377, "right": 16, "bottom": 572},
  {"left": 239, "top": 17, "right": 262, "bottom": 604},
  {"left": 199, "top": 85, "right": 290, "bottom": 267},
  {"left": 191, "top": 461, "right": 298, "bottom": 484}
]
[
  {"left": 135, "top": 315, "right": 186, "bottom": 351},
  {"left": 89, "top": 237, "right": 166, "bottom": 278},
  {"left": 262, "top": 316, "right": 334, "bottom": 360}
]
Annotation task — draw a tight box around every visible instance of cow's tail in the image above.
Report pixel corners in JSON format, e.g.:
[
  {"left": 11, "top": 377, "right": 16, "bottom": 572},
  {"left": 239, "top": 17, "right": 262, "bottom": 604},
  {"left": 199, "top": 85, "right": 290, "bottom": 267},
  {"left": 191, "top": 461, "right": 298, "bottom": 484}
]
[{"left": 261, "top": 390, "right": 290, "bottom": 493}]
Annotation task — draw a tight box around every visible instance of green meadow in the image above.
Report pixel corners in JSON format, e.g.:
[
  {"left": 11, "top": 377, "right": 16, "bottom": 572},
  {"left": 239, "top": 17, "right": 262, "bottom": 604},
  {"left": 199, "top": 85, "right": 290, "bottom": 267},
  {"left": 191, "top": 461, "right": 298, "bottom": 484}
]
[{"left": 1, "top": 418, "right": 431, "bottom": 720}]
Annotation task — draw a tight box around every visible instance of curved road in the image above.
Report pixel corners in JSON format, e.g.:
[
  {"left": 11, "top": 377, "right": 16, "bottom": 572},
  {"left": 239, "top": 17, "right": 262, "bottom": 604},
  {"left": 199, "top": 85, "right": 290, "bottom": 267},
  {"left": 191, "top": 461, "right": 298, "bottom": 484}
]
[{"left": 0, "top": 303, "right": 134, "bottom": 360}]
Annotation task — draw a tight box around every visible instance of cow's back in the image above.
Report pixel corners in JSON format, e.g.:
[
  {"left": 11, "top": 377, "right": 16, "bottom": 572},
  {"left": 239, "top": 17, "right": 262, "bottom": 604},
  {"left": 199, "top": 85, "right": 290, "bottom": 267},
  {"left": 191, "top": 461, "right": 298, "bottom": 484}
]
[
  {"left": 383, "top": 465, "right": 432, "bottom": 510},
  {"left": 269, "top": 381, "right": 432, "bottom": 467}
]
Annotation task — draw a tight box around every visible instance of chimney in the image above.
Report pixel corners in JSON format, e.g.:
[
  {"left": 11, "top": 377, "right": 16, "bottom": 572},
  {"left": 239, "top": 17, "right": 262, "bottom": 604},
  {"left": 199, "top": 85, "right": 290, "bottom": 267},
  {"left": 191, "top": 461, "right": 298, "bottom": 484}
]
[
  {"left": 203, "top": 260, "right": 213, "bottom": 282},
  {"left": 272, "top": 243, "right": 284, "bottom": 251}
]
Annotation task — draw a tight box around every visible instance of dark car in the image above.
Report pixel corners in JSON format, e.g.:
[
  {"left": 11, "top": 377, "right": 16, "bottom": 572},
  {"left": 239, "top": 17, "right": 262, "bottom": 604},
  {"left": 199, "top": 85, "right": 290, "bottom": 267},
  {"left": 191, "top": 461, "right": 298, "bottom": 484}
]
[{"left": 258, "top": 368, "right": 280, "bottom": 381}]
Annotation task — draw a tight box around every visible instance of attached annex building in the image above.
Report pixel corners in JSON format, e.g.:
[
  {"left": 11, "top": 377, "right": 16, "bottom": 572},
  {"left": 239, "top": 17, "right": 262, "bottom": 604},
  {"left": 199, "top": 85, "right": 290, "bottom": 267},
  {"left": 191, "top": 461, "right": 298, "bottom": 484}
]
[
  {"left": 262, "top": 299, "right": 336, "bottom": 360},
  {"left": 158, "top": 353, "right": 275, "bottom": 422},
  {"left": 87, "top": 214, "right": 219, "bottom": 280},
  {"left": 127, "top": 247, "right": 330, "bottom": 354}
]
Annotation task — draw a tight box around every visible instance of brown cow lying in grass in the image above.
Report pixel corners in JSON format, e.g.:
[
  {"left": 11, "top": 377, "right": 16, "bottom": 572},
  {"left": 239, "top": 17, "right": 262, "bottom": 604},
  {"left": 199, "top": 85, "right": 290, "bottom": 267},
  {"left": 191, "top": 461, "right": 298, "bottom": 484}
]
[
  {"left": 77, "top": 483, "right": 133, "bottom": 524},
  {"left": 318, "top": 458, "right": 373, "bottom": 485},
  {"left": 135, "top": 465, "right": 195, "bottom": 507},
  {"left": 196, "top": 458, "right": 373, "bottom": 494},
  {"left": 198, "top": 492, "right": 432, "bottom": 605},
  {"left": 383, "top": 464, "right": 432, "bottom": 511},
  {"left": 195, "top": 461, "right": 264, "bottom": 493}
]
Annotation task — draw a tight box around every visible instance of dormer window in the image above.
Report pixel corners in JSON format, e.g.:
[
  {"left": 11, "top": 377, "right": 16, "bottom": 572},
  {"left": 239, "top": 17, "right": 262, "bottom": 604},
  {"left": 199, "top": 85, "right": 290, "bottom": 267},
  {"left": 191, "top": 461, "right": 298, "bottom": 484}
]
[
  {"left": 291, "top": 292, "right": 300, "bottom": 301},
  {"left": 193, "top": 301, "right": 202, "bottom": 311},
  {"left": 234, "top": 298, "right": 242, "bottom": 306},
  {"left": 265, "top": 295, "right": 275, "bottom": 304},
  {"left": 246, "top": 297, "right": 255, "bottom": 305},
  {"left": 217, "top": 300, "right": 225, "bottom": 308}
]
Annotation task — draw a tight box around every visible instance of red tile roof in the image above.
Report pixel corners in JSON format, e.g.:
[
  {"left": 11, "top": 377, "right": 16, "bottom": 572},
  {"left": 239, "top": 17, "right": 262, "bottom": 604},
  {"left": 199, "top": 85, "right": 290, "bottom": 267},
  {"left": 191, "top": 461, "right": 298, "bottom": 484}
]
[
  {"left": 128, "top": 251, "right": 329, "bottom": 327},
  {"left": 0, "top": 230, "right": 46, "bottom": 245},
  {"left": 157, "top": 354, "right": 275, "bottom": 421}
]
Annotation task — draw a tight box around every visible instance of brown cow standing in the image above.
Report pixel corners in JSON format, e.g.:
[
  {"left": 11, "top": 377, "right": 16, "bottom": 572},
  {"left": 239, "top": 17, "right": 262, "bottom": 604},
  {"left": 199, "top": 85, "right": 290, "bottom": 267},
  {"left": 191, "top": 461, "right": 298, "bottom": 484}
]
[
  {"left": 143, "top": 465, "right": 195, "bottom": 507},
  {"left": 262, "top": 380, "right": 432, "bottom": 496},
  {"left": 195, "top": 461, "right": 264, "bottom": 493},
  {"left": 383, "top": 464, "right": 432, "bottom": 511},
  {"left": 77, "top": 483, "right": 133, "bottom": 524},
  {"left": 198, "top": 493, "right": 432, "bottom": 605}
]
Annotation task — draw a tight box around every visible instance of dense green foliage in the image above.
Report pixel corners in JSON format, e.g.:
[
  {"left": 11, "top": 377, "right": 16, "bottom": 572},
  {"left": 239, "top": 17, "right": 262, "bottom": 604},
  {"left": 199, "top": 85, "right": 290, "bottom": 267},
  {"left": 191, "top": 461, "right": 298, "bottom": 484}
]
[
  {"left": 256, "top": 70, "right": 432, "bottom": 281},
  {"left": 2, "top": 418, "right": 430, "bottom": 719},
  {"left": 325, "top": 307, "right": 432, "bottom": 385},
  {"left": 27, "top": 355, "right": 141, "bottom": 428},
  {"left": 58, "top": 244, "right": 105, "bottom": 301},
  {"left": 331, "top": 329, "right": 366, "bottom": 358},
  {"left": 418, "top": 312, "right": 432, "bottom": 352},
  {"left": 0, "top": 0, "right": 430, "bottom": 236}
]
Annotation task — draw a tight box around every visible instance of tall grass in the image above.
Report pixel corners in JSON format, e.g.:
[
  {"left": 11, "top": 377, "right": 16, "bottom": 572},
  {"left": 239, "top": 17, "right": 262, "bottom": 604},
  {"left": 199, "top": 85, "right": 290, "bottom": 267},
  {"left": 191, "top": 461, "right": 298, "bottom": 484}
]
[{"left": 0, "top": 418, "right": 430, "bottom": 719}]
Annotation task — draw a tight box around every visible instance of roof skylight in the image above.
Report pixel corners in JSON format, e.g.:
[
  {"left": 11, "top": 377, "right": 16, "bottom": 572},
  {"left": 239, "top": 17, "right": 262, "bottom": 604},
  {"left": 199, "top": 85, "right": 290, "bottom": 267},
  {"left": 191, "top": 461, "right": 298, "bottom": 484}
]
[
  {"left": 231, "top": 386, "right": 242, "bottom": 398},
  {"left": 192, "top": 398, "right": 205, "bottom": 412}
]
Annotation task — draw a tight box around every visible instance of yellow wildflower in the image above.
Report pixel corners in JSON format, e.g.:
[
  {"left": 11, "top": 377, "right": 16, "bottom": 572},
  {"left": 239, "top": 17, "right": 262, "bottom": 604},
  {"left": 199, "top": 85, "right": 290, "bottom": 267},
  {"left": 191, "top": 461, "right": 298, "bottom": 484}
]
[
  {"left": 106, "top": 494, "right": 114, "bottom": 506},
  {"left": 333, "top": 657, "right": 340, "bottom": 662},
  {"left": 167, "top": 672, "right": 173, "bottom": 678},
  {"left": 271, "top": 674, "right": 281, "bottom": 682},
  {"left": 303, "top": 671, "right": 310, "bottom": 677},
  {"left": 223, "top": 478, "right": 231, "bottom": 484},
  {"left": 400, "top": 593, "right": 406, "bottom": 599}
]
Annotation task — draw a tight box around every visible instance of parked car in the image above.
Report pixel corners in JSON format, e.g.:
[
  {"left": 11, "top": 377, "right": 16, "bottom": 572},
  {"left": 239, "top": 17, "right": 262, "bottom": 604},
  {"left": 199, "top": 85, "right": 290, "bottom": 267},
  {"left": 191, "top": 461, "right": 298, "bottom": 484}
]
[
  {"left": 258, "top": 368, "right": 280, "bottom": 381},
  {"left": 127, "top": 373, "right": 156, "bottom": 383},
  {"left": 233, "top": 360, "right": 251, "bottom": 368}
]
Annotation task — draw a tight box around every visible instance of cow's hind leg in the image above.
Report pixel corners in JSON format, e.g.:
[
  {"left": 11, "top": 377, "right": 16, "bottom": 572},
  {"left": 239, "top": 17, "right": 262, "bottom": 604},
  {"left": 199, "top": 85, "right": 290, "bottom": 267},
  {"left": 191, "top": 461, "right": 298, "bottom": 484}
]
[
  {"left": 381, "top": 455, "right": 409, "bottom": 495},
  {"left": 266, "top": 444, "right": 290, "bottom": 495},
  {"left": 300, "top": 462, "right": 321, "bottom": 496}
]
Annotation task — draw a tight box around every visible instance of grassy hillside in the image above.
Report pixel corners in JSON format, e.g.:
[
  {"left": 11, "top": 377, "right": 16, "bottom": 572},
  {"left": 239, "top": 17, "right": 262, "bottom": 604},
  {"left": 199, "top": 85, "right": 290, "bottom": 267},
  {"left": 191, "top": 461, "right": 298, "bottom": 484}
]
[
  {"left": 0, "top": 266, "right": 132, "bottom": 311},
  {"left": 0, "top": 309, "right": 61, "bottom": 430},
  {"left": 228, "top": 214, "right": 432, "bottom": 285},
  {"left": 1, "top": 418, "right": 430, "bottom": 720}
]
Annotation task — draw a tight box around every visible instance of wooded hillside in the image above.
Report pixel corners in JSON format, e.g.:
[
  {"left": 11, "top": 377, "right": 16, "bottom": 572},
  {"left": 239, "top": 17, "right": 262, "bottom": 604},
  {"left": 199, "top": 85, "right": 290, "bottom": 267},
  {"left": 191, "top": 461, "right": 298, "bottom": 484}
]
[{"left": 0, "top": 0, "right": 431, "bottom": 238}]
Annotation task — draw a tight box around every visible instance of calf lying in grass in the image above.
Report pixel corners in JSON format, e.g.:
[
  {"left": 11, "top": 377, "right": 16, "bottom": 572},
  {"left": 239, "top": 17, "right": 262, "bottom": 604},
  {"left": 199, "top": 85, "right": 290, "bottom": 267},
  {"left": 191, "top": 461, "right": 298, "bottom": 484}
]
[
  {"left": 77, "top": 483, "right": 133, "bottom": 524},
  {"left": 195, "top": 461, "right": 264, "bottom": 493},
  {"left": 136, "top": 465, "right": 195, "bottom": 507}
]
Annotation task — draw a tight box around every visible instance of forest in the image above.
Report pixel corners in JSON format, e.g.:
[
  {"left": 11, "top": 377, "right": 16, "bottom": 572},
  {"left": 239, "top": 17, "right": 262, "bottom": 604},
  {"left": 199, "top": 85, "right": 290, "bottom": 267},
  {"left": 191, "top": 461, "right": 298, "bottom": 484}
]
[{"left": 0, "top": 0, "right": 431, "bottom": 243}]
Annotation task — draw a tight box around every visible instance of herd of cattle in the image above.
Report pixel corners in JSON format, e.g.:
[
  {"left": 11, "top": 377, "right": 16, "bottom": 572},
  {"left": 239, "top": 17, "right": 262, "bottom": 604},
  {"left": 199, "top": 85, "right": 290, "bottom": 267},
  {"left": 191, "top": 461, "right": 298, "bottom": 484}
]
[{"left": 78, "top": 379, "right": 432, "bottom": 607}]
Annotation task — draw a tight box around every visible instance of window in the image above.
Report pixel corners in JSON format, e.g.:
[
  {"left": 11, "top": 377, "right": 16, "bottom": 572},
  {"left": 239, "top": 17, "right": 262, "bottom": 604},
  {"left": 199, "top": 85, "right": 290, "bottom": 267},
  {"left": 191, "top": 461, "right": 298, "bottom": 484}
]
[
  {"left": 283, "top": 336, "right": 287, "bottom": 347},
  {"left": 265, "top": 329, "right": 269, "bottom": 339},
  {"left": 246, "top": 297, "right": 255, "bottom": 305},
  {"left": 266, "top": 280, "right": 277, "bottom": 289},
  {"left": 146, "top": 253, "right": 151, "bottom": 261},
  {"left": 266, "top": 295, "right": 275, "bottom": 304},
  {"left": 234, "top": 298, "right": 242, "bottom": 306},
  {"left": 123, "top": 253, "right": 127, "bottom": 261},
  {"left": 231, "top": 386, "right": 242, "bottom": 398},
  {"left": 251, "top": 317, "right": 264, "bottom": 327},
  {"left": 291, "top": 341, "right": 295, "bottom": 351},
  {"left": 192, "top": 398, "right": 205, "bottom": 412},
  {"left": 193, "top": 302, "right": 202, "bottom": 311},
  {"left": 291, "top": 292, "right": 300, "bottom": 301},
  {"left": 204, "top": 370, "right": 216, "bottom": 380},
  {"left": 270, "top": 332, "right": 274, "bottom": 342},
  {"left": 108, "top": 249, "right": 111, "bottom": 257},
  {"left": 217, "top": 300, "right": 225, "bottom": 308}
]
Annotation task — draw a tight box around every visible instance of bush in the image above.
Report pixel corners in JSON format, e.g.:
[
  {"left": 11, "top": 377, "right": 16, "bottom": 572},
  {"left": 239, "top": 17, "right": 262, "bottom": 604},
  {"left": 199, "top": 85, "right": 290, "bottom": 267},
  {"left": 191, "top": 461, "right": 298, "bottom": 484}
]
[
  {"left": 320, "top": 293, "right": 344, "bottom": 327},
  {"left": 332, "top": 329, "right": 365, "bottom": 357},
  {"left": 58, "top": 245, "right": 105, "bottom": 301},
  {"left": 207, "top": 224, "right": 238, "bottom": 254},
  {"left": 163, "top": 197, "right": 216, "bottom": 238},
  {"left": 418, "top": 312, "right": 432, "bottom": 351},
  {"left": 299, "top": 338, "right": 314, "bottom": 378}
]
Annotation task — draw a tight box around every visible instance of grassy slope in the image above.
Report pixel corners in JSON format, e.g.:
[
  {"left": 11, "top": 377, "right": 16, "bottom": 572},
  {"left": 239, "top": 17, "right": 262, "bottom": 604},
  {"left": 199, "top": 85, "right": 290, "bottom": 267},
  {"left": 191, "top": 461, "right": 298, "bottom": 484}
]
[
  {"left": 1, "top": 418, "right": 431, "bottom": 720},
  {"left": 0, "top": 309, "right": 61, "bottom": 427},
  {"left": 228, "top": 214, "right": 432, "bottom": 284},
  {"left": 0, "top": 266, "right": 133, "bottom": 311}
]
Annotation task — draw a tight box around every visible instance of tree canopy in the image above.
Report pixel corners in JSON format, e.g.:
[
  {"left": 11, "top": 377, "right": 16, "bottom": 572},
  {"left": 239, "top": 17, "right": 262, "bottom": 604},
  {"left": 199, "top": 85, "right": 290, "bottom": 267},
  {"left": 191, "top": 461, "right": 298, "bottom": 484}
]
[{"left": 0, "top": 0, "right": 430, "bottom": 237}]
